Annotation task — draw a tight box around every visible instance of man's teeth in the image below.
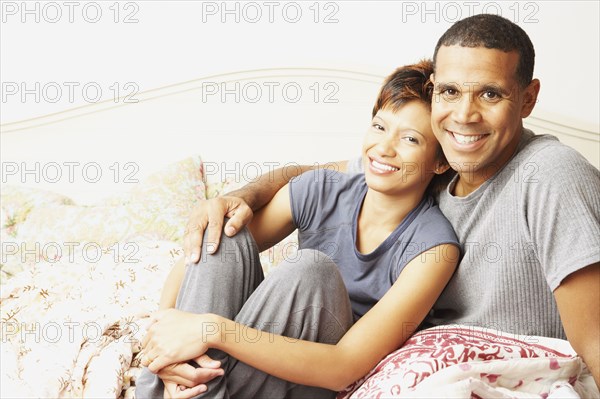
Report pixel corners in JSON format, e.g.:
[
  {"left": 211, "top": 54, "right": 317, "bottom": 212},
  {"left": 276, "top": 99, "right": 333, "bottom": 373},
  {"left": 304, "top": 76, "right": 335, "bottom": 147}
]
[
  {"left": 372, "top": 159, "right": 399, "bottom": 172},
  {"left": 453, "top": 132, "right": 484, "bottom": 144}
]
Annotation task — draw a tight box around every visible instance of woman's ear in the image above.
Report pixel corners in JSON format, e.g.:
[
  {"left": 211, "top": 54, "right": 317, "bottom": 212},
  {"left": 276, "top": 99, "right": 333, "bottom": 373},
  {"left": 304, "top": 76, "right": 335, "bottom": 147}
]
[{"left": 434, "top": 159, "right": 450, "bottom": 175}]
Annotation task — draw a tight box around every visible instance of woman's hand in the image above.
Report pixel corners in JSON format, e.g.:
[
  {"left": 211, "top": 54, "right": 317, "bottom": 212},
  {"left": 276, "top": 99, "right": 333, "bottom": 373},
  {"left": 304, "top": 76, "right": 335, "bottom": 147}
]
[
  {"left": 156, "top": 354, "right": 224, "bottom": 387},
  {"left": 163, "top": 381, "right": 206, "bottom": 399},
  {"left": 142, "top": 309, "right": 218, "bottom": 373}
]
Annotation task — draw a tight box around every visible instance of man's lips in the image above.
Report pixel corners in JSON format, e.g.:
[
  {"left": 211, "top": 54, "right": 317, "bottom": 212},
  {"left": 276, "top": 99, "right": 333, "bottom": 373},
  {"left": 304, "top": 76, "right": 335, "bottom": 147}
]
[{"left": 446, "top": 129, "right": 489, "bottom": 146}]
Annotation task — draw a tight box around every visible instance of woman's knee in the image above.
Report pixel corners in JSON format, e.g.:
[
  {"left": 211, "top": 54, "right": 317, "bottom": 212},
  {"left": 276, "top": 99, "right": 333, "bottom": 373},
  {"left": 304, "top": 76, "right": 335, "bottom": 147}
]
[
  {"left": 271, "top": 249, "right": 341, "bottom": 286},
  {"left": 195, "top": 225, "right": 259, "bottom": 266}
]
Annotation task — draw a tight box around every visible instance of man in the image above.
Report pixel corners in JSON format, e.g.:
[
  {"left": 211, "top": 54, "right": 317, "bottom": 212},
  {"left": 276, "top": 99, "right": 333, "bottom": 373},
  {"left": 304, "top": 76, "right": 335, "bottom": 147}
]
[{"left": 182, "top": 14, "right": 599, "bottom": 387}]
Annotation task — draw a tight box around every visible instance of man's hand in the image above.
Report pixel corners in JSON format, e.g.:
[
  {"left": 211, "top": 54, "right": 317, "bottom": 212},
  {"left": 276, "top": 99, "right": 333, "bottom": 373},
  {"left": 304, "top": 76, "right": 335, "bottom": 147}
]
[{"left": 184, "top": 197, "right": 253, "bottom": 264}]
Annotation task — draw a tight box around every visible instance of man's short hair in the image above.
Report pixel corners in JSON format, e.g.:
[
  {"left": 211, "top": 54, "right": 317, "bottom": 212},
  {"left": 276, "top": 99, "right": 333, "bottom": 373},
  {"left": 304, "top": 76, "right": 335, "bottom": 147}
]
[{"left": 432, "top": 14, "right": 535, "bottom": 88}]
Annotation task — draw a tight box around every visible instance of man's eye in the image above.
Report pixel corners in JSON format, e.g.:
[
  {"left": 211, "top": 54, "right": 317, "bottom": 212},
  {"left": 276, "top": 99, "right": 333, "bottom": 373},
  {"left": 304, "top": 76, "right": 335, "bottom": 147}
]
[
  {"left": 482, "top": 90, "right": 500, "bottom": 101},
  {"left": 441, "top": 88, "right": 459, "bottom": 100}
]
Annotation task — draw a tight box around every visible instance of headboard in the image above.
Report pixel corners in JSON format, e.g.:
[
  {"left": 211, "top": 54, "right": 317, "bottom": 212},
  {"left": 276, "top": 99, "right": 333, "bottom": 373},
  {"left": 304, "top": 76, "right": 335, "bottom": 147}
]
[{"left": 2, "top": 67, "right": 598, "bottom": 204}]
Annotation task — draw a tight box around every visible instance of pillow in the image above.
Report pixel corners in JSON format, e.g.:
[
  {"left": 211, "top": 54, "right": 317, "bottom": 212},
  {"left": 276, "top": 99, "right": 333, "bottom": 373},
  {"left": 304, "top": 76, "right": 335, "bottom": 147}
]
[
  {"left": 2, "top": 156, "right": 205, "bottom": 280},
  {"left": 1, "top": 186, "right": 76, "bottom": 280},
  {"left": 337, "top": 325, "right": 590, "bottom": 399},
  {"left": 1, "top": 185, "right": 75, "bottom": 239}
]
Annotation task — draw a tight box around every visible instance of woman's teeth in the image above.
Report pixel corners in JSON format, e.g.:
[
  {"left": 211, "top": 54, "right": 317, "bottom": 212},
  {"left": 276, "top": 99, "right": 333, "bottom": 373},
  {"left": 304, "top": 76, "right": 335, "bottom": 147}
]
[
  {"left": 372, "top": 159, "right": 399, "bottom": 172},
  {"left": 453, "top": 132, "right": 484, "bottom": 144}
]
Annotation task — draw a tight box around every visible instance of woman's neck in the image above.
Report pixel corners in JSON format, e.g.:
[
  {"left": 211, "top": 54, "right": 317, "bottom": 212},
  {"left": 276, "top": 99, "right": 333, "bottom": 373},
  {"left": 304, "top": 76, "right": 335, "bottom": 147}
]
[{"left": 356, "top": 188, "right": 425, "bottom": 253}]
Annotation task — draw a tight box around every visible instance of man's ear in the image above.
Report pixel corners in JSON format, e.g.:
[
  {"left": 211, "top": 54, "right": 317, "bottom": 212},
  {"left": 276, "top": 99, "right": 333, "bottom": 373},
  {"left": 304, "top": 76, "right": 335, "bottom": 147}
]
[{"left": 521, "top": 78, "right": 540, "bottom": 118}]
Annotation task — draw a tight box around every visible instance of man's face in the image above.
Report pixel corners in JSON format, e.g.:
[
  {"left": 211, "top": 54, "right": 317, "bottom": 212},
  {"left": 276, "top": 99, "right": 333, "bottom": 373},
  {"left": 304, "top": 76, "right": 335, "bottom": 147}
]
[{"left": 430, "top": 45, "right": 539, "bottom": 189}]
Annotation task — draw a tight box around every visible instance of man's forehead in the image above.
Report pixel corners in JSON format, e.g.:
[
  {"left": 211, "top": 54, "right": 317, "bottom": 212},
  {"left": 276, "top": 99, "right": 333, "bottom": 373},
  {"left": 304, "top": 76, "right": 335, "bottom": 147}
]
[{"left": 434, "top": 45, "right": 519, "bottom": 84}]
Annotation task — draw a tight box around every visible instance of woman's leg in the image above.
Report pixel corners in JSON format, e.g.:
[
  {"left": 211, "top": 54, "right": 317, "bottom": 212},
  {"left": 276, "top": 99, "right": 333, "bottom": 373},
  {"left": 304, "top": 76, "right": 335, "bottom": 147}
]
[
  {"left": 216, "top": 249, "right": 354, "bottom": 399},
  {"left": 135, "top": 226, "right": 264, "bottom": 399},
  {"left": 136, "top": 229, "right": 354, "bottom": 399}
]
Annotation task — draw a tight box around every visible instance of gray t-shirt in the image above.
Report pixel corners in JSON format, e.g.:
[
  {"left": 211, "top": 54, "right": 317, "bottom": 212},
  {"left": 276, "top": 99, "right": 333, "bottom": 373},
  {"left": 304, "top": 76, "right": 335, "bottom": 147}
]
[
  {"left": 289, "top": 169, "right": 459, "bottom": 320},
  {"left": 347, "top": 129, "right": 600, "bottom": 339}
]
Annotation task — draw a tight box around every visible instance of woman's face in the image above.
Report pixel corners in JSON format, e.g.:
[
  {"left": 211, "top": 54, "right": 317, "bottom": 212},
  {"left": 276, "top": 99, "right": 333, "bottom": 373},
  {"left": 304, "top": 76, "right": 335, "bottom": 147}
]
[{"left": 362, "top": 101, "right": 442, "bottom": 197}]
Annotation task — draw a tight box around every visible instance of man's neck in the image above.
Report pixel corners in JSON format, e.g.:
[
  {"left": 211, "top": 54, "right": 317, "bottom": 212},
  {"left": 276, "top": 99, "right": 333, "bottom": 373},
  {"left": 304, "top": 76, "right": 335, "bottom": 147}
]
[
  {"left": 452, "top": 174, "right": 487, "bottom": 197},
  {"left": 452, "top": 128, "right": 525, "bottom": 197}
]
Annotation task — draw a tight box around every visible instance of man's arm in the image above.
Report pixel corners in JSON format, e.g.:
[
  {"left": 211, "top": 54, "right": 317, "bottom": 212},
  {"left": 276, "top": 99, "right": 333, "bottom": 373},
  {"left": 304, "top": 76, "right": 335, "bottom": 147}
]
[
  {"left": 184, "top": 161, "right": 348, "bottom": 264},
  {"left": 554, "top": 263, "right": 600, "bottom": 388}
]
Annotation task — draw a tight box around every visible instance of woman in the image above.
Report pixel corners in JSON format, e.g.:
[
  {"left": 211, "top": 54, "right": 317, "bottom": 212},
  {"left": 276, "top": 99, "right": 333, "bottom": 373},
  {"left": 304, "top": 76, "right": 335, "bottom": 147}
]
[{"left": 136, "top": 60, "right": 460, "bottom": 399}]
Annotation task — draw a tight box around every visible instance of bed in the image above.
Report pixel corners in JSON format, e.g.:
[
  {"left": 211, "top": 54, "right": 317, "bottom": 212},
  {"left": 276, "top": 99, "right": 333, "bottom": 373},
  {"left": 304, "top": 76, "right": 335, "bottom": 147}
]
[{"left": 1, "top": 67, "right": 599, "bottom": 398}]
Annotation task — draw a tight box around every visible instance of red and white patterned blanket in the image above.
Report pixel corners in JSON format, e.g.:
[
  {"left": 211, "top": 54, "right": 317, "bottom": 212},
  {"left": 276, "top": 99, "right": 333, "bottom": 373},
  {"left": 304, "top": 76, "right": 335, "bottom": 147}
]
[{"left": 338, "top": 325, "right": 599, "bottom": 398}]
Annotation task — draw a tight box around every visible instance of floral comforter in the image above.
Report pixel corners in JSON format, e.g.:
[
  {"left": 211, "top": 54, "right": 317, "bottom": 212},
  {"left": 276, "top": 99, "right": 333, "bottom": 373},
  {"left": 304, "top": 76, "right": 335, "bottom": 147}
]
[
  {"left": 1, "top": 157, "right": 598, "bottom": 398},
  {"left": 1, "top": 240, "right": 179, "bottom": 398}
]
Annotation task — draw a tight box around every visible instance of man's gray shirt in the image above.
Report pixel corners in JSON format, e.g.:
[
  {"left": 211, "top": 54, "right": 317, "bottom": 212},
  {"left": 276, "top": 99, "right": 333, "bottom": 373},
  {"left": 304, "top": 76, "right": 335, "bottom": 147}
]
[{"left": 347, "top": 129, "right": 600, "bottom": 339}]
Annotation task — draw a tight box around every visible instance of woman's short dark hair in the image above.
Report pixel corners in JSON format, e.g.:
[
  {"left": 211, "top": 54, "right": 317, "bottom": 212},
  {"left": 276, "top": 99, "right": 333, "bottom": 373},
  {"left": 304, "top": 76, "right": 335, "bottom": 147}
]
[{"left": 372, "top": 60, "right": 455, "bottom": 197}]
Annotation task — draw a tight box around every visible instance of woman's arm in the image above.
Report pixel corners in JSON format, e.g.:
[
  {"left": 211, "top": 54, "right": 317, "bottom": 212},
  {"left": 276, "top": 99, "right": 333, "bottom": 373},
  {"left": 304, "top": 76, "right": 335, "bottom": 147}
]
[
  {"left": 159, "top": 257, "right": 186, "bottom": 310},
  {"left": 200, "top": 243, "right": 458, "bottom": 390}
]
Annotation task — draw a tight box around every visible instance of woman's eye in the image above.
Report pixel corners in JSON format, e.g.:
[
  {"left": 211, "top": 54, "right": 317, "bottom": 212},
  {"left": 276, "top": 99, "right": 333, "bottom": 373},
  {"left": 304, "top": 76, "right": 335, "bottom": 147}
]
[
  {"left": 372, "top": 123, "right": 384, "bottom": 131},
  {"left": 404, "top": 136, "right": 419, "bottom": 144}
]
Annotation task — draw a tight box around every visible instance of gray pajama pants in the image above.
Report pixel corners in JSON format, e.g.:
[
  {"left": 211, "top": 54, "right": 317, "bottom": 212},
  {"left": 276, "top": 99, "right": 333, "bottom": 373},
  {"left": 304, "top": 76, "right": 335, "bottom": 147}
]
[{"left": 135, "top": 227, "right": 354, "bottom": 399}]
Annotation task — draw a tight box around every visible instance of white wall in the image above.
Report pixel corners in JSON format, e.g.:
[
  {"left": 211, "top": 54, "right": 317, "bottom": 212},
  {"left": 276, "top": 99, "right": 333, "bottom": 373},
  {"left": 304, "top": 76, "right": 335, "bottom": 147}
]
[
  {"left": 1, "top": 1, "right": 598, "bottom": 127},
  {"left": 1, "top": 1, "right": 599, "bottom": 203}
]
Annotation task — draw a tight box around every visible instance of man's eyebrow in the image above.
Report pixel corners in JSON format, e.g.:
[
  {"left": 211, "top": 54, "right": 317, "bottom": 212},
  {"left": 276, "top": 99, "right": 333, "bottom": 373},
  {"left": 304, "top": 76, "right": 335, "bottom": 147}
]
[
  {"left": 479, "top": 83, "right": 511, "bottom": 96},
  {"left": 433, "top": 82, "right": 460, "bottom": 91}
]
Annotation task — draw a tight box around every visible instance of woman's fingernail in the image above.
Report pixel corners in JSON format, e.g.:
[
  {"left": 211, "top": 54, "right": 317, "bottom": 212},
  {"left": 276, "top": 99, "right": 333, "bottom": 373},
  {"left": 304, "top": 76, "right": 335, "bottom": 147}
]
[
  {"left": 185, "top": 256, "right": 190, "bottom": 265},
  {"left": 206, "top": 244, "right": 215, "bottom": 254},
  {"left": 225, "top": 226, "right": 235, "bottom": 235},
  {"left": 191, "top": 252, "right": 199, "bottom": 263}
]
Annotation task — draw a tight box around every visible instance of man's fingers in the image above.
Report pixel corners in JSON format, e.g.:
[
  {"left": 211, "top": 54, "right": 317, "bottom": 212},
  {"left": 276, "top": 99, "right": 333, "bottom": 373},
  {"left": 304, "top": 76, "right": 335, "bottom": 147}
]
[
  {"left": 205, "top": 215, "right": 225, "bottom": 256},
  {"left": 188, "top": 223, "right": 204, "bottom": 265},
  {"left": 184, "top": 196, "right": 253, "bottom": 261},
  {"left": 193, "top": 353, "right": 221, "bottom": 369},
  {"left": 184, "top": 218, "right": 206, "bottom": 265},
  {"left": 224, "top": 203, "right": 253, "bottom": 237}
]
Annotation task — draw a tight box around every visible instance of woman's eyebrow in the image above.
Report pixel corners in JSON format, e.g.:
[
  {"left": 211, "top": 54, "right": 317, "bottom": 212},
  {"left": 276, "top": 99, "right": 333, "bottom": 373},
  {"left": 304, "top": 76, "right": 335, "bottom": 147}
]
[{"left": 403, "top": 129, "right": 426, "bottom": 139}]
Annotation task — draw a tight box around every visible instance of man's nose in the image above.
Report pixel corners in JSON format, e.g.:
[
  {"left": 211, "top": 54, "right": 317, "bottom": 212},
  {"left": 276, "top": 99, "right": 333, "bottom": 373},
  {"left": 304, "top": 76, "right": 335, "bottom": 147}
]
[{"left": 452, "top": 93, "right": 482, "bottom": 124}]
